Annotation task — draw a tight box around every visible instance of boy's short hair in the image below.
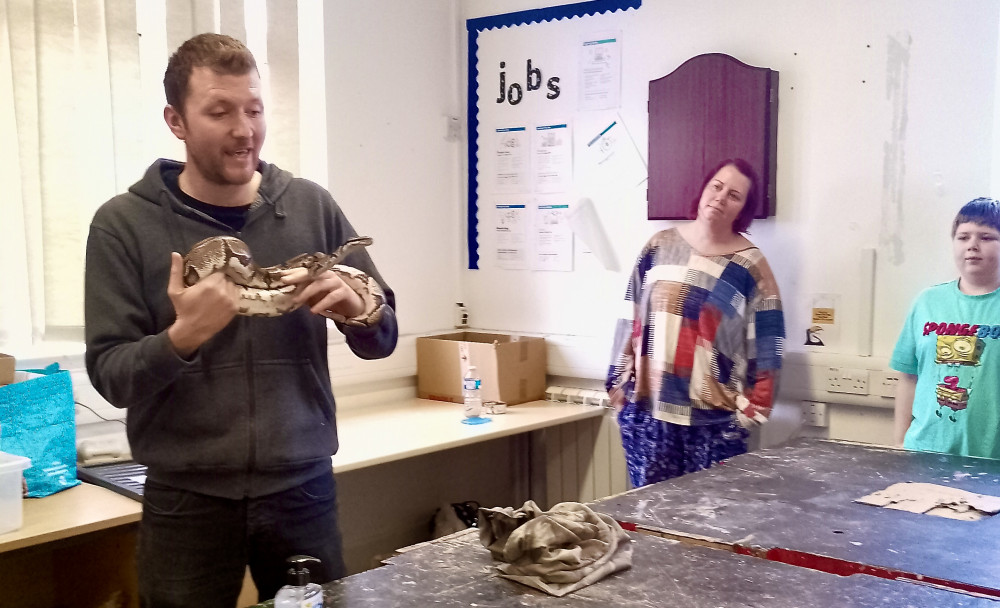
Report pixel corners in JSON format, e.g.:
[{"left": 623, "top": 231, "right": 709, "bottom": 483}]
[
  {"left": 952, "top": 197, "right": 1000, "bottom": 236},
  {"left": 163, "top": 33, "right": 257, "bottom": 115}
]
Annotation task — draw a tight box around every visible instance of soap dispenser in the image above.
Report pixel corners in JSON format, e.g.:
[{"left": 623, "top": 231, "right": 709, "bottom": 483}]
[{"left": 274, "top": 555, "right": 324, "bottom": 608}]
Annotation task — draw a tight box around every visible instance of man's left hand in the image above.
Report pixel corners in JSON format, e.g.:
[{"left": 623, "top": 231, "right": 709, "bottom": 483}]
[{"left": 282, "top": 267, "right": 365, "bottom": 318}]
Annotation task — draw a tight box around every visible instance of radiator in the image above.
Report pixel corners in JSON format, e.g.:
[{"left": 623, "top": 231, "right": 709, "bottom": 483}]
[{"left": 530, "top": 407, "right": 629, "bottom": 508}]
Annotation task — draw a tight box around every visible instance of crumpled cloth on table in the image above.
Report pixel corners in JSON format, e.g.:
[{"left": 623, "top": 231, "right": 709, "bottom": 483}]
[{"left": 477, "top": 500, "right": 633, "bottom": 597}]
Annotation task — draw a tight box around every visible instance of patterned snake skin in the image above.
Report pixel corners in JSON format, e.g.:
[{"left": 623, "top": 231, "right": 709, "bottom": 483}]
[{"left": 182, "top": 235, "right": 384, "bottom": 323}]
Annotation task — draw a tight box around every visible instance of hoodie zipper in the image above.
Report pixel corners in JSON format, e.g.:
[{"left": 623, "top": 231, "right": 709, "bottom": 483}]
[
  {"left": 244, "top": 319, "right": 256, "bottom": 496},
  {"left": 237, "top": 230, "right": 257, "bottom": 497},
  {"left": 155, "top": 162, "right": 276, "bottom": 497}
]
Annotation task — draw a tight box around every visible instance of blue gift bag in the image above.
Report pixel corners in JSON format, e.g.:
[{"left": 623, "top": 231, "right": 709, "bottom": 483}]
[{"left": 0, "top": 363, "right": 81, "bottom": 497}]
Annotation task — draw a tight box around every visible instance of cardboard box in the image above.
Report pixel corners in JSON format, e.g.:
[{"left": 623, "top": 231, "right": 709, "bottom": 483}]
[
  {"left": 0, "top": 451, "right": 31, "bottom": 535},
  {"left": 417, "top": 332, "right": 546, "bottom": 405},
  {"left": 0, "top": 353, "right": 13, "bottom": 386}
]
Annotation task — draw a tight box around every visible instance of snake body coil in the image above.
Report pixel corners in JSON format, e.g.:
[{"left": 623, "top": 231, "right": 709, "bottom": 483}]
[{"left": 182, "top": 235, "right": 375, "bottom": 318}]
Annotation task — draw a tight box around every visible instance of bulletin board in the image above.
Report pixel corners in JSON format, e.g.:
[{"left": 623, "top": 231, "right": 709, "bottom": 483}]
[{"left": 465, "top": 0, "right": 642, "bottom": 271}]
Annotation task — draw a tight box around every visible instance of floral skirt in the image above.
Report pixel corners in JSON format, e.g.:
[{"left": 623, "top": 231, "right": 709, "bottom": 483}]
[{"left": 618, "top": 400, "right": 749, "bottom": 488}]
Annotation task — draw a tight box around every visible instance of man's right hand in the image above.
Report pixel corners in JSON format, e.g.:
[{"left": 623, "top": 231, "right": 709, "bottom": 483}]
[{"left": 166, "top": 252, "right": 239, "bottom": 358}]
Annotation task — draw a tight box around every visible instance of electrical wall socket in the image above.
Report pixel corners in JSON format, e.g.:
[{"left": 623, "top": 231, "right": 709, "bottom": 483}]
[
  {"left": 824, "top": 367, "right": 869, "bottom": 395},
  {"left": 77, "top": 433, "right": 132, "bottom": 465},
  {"left": 546, "top": 386, "right": 568, "bottom": 401},
  {"left": 454, "top": 302, "right": 469, "bottom": 328},
  {"left": 802, "top": 401, "right": 828, "bottom": 427},
  {"left": 869, "top": 370, "right": 901, "bottom": 398},
  {"left": 545, "top": 386, "right": 611, "bottom": 407},
  {"left": 444, "top": 115, "right": 462, "bottom": 142}
]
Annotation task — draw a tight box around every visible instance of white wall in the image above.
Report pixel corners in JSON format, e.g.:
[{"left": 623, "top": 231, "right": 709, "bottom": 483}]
[
  {"left": 449, "top": 0, "right": 1000, "bottom": 448},
  {"left": 457, "top": 0, "right": 999, "bottom": 367},
  {"left": 323, "top": 1, "right": 465, "bottom": 338}
]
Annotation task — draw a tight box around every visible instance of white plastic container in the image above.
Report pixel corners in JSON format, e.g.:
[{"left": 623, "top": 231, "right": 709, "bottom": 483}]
[{"left": 0, "top": 451, "right": 31, "bottom": 535}]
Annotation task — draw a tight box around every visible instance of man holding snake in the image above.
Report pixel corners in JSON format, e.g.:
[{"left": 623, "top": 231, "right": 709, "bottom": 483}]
[{"left": 84, "top": 33, "right": 397, "bottom": 606}]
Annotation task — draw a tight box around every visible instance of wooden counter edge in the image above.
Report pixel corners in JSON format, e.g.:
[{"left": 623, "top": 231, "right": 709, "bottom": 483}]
[{"left": 0, "top": 482, "right": 142, "bottom": 553}]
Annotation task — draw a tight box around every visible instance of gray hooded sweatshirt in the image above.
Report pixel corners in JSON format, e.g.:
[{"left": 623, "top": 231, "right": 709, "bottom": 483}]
[{"left": 84, "top": 159, "right": 397, "bottom": 499}]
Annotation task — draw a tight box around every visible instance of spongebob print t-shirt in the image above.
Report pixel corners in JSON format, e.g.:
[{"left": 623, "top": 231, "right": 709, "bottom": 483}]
[{"left": 891, "top": 280, "right": 1000, "bottom": 459}]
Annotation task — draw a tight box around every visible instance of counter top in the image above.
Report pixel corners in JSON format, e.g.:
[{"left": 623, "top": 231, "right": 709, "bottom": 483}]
[
  {"left": 1, "top": 398, "right": 603, "bottom": 552},
  {"left": 0, "top": 482, "right": 142, "bottom": 553},
  {"left": 332, "top": 398, "right": 605, "bottom": 472}
]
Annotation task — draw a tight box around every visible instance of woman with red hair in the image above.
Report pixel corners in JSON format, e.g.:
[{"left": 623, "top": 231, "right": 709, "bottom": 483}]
[{"left": 607, "top": 159, "right": 785, "bottom": 487}]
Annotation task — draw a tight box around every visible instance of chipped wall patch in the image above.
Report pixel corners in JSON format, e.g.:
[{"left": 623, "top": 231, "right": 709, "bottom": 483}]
[{"left": 879, "top": 31, "right": 911, "bottom": 265}]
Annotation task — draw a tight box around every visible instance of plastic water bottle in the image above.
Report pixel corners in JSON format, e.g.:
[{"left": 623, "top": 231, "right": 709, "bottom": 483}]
[{"left": 463, "top": 366, "right": 482, "bottom": 418}]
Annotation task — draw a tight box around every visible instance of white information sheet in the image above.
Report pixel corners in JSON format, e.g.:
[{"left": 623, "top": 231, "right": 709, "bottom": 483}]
[
  {"left": 493, "top": 126, "right": 529, "bottom": 193},
  {"left": 532, "top": 123, "right": 573, "bottom": 193},
  {"left": 494, "top": 202, "right": 529, "bottom": 270},
  {"left": 533, "top": 201, "right": 573, "bottom": 271},
  {"left": 579, "top": 114, "right": 647, "bottom": 187},
  {"left": 579, "top": 32, "right": 621, "bottom": 111}
]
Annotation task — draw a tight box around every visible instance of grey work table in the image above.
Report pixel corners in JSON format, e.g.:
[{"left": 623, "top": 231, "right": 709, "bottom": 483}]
[
  {"left": 253, "top": 527, "right": 994, "bottom": 607},
  {"left": 590, "top": 438, "right": 1000, "bottom": 598}
]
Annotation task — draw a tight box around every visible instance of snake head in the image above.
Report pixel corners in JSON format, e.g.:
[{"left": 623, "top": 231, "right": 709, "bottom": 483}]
[
  {"left": 308, "top": 236, "right": 374, "bottom": 275},
  {"left": 182, "top": 265, "right": 202, "bottom": 287},
  {"left": 330, "top": 236, "right": 374, "bottom": 264},
  {"left": 182, "top": 236, "right": 255, "bottom": 286}
]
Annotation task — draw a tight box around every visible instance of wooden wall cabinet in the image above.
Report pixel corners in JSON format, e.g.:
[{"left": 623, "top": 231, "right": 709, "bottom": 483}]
[{"left": 647, "top": 53, "right": 779, "bottom": 220}]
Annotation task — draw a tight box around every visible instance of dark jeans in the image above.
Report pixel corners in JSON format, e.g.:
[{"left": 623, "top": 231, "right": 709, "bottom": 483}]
[
  {"left": 138, "top": 471, "right": 346, "bottom": 607},
  {"left": 618, "top": 400, "right": 749, "bottom": 487}
]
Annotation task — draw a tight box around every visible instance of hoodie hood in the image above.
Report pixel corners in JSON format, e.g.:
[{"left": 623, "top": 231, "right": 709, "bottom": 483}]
[
  {"left": 128, "top": 158, "right": 296, "bottom": 254},
  {"left": 129, "top": 158, "right": 294, "bottom": 213}
]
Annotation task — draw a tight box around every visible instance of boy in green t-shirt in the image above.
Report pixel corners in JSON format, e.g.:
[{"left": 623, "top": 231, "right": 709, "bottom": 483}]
[{"left": 891, "top": 197, "right": 1000, "bottom": 459}]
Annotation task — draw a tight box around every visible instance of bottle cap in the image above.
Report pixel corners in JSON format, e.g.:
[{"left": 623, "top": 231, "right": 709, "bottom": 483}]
[
  {"left": 286, "top": 555, "right": 322, "bottom": 586},
  {"left": 286, "top": 566, "right": 311, "bottom": 586}
]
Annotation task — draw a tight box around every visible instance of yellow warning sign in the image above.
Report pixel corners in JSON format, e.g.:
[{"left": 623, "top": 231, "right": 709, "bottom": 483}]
[{"left": 812, "top": 308, "right": 835, "bottom": 324}]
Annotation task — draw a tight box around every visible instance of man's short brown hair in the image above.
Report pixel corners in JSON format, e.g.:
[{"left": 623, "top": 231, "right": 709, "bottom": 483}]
[{"left": 163, "top": 33, "right": 258, "bottom": 115}]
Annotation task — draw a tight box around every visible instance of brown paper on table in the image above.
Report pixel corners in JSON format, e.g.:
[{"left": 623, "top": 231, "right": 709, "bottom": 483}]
[{"left": 856, "top": 482, "right": 1000, "bottom": 521}]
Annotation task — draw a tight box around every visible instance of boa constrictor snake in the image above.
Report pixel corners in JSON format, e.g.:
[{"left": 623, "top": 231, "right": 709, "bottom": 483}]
[{"left": 182, "top": 235, "right": 385, "bottom": 325}]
